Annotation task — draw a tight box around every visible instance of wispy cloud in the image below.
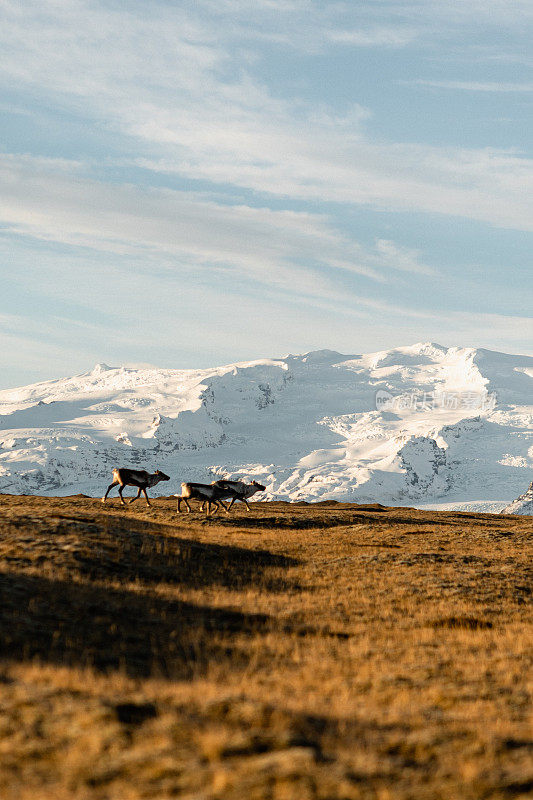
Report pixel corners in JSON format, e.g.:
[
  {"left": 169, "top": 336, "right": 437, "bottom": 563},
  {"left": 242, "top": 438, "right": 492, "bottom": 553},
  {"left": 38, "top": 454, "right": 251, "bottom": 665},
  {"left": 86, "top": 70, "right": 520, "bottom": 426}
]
[
  {"left": 0, "top": 0, "right": 531, "bottom": 387},
  {"left": 372, "top": 241, "right": 437, "bottom": 276},
  {"left": 407, "top": 79, "right": 533, "bottom": 92},
  {"left": 1, "top": 153, "right": 437, "bottom": 302},
  {"left": 0, "top": 2, "right": 531, "bottom": 233},
  {"left": 325, "top": 27, "right": 417, "bottom": 48},
  {"left": 375, "top": 0, "right": 533, "bottom": 27},
  {"left": 140, "top": 142, "right": 533, "bottom": 232}
]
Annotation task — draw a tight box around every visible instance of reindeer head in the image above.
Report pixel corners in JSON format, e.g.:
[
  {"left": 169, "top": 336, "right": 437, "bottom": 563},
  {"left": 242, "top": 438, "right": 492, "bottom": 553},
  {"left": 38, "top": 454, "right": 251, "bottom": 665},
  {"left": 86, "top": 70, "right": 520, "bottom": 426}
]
[
  {"left": 251, "top": 481, "right": 266, "bottom": 491},
  {"left": 155, "top": 470, "right": 170, "bottom": 481}
]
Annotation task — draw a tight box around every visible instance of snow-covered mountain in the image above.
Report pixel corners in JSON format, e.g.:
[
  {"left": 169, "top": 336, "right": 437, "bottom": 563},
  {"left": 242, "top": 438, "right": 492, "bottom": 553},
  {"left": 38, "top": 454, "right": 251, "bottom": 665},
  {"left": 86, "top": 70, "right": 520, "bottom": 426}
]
[
  {"left": 0, "top": 343, "right": 532, "bottom": 511},
  {"left": 501, "top": 482, "right": 533, "bottom": 516}
]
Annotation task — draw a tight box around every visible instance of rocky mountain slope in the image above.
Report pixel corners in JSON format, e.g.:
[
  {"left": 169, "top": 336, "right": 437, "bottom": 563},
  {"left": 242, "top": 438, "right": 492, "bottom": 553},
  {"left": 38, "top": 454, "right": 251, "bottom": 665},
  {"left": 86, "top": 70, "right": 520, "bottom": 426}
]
[
  {"left": 0, "top": 343, "right": 531, "bottom": 510},
  {"left": 501, "top": 482, "right": 533, "bottom": 515}
]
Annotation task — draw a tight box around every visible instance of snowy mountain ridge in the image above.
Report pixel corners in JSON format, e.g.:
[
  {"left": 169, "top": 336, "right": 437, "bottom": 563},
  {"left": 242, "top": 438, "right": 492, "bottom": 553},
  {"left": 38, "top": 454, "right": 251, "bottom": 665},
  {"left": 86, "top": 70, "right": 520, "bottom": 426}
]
[
  {"left": 501, "top": 482, "right": 533, "bottom": 516},
  {"left": 0, "top": 342, "right": 532, "bottom": 512}
]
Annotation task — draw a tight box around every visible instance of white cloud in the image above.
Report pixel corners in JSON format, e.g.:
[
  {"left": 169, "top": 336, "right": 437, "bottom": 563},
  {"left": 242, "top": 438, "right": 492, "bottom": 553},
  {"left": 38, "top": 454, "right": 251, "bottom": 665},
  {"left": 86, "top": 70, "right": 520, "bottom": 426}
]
[
  {"left": 326, "top": 27, "right": 417, "bottom": 47},
  {"left": 407, "top": 80, "right": 533, "bottom": 92},
  {"left": 0, "top": 0, "right": 531, "bottom": 389},
  {"left": 0, "top": 154, "right": 438, "bottom": 306},
  {"left": 375, "top": 0, "right": 533, "bottom": 27},
  {"left": 372, "top": 241, "right": 436, "bottom": 276},
  {"left": 0, "top": 0, "right": 531, "bottom": 233},
  {"left": 141, "top": 141, "right": 533, "bottom": 232}
]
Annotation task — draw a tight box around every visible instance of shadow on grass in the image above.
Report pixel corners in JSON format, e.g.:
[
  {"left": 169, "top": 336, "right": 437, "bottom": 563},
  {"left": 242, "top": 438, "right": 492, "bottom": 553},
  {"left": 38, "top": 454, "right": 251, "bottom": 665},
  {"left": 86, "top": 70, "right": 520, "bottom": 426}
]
[
  {"left": 0, "top": 512, "right": 308, "bottom": 678},
  {"left": 212, "top": 507, "right": 503, "bottom": 530},
  {"left": 3, "top": 514, "right": 301, "bottom": 592},
  {"left": 88, "top": 522, "right": 300, "bottom": 591},
  {"left": 0, "top": 570, "right": 280, "bottom": 679},
  {"left": 213, "top": 513, "right": 386, "bottom": 530},
  {"left": 0, "top": 567, "right": 352, "bottom": 679}
]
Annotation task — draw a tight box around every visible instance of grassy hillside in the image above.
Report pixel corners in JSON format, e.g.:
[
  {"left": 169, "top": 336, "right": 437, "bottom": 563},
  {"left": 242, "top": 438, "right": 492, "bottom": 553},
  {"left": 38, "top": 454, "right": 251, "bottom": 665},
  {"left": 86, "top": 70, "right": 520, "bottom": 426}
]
[{"left": 0, "top": 494, "right": 531, "bottom": 799}]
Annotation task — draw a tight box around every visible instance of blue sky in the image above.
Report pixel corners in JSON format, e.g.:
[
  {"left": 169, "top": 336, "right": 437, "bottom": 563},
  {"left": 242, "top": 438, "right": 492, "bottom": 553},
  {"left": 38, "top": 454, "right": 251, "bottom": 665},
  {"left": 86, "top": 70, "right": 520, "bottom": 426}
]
[{"left": 0, "top": 0, "right": 532, "bottom": 389}]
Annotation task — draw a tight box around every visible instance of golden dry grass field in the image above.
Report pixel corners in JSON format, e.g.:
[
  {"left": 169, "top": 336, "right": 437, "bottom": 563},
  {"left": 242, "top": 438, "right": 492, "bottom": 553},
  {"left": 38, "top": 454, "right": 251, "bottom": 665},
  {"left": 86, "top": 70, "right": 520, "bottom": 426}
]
[{"left": 0, "top": 493, "right": 531, "bottom": 799}]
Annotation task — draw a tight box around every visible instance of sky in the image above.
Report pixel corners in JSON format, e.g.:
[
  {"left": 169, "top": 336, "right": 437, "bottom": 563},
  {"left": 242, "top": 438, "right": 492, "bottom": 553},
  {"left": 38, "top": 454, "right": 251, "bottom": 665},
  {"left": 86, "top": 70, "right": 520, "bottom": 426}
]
[{"left": 0, "top": 0, "right": 532, "bottom": 389}]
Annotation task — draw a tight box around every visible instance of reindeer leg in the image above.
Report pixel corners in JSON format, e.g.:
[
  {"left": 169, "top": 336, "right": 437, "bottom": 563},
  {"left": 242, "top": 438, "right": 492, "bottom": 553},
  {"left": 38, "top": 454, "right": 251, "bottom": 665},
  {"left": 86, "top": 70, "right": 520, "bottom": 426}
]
[
  {"left": 129, "top": 487, "right": 142, "bottom": 504},
  {"left": 205, "top": 499, "right": 217, "bottom": 516},
  {"left": 206, "top": 500, "right": 219, "bottom": 516},
  {"left": 143, "top": 489, "right": 152, "bottom": 507},
  {"left": 118, "top": 485, "right": 127, "bottom": 505},
  {"left": 177, "top": 496, "right": 191, "bottom": 513},
  {"left": 226, "top": 496, "right": 236, "bottom": 512},
  {"left": 244, "top": 499, "right": 251, "bottom": 511},
  {"left": 102, "top": 481, "right": 118, "bottom": 502}
]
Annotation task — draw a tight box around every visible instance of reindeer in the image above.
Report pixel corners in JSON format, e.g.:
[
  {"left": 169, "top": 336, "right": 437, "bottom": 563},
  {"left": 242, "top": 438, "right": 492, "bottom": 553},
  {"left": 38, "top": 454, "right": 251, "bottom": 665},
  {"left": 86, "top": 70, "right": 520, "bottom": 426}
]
[
  {"left": 102, "top": 468, "right": 170, "bottom": 507},
  {"left": 176, "top": 482, "right": 229, "bottom": 516},
  {"left": 209, "top": 479, "right": 266, "bottom": 511}
]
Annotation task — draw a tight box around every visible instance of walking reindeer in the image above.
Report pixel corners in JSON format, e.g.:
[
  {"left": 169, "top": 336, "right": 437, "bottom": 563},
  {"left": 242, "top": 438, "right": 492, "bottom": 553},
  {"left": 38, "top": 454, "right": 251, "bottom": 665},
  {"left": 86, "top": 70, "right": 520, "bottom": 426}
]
[
  {"left": 209, "top": 479, "right": 266, "bottom": 511},
  {"left": 177, "top": 479, "right": 266, "bottom": 515},
  {"left": 176, "top": 482, "right": 229, "bottom": 516},
  {"left": 102, "top": 468, "right": 170, "bottom": 507}
]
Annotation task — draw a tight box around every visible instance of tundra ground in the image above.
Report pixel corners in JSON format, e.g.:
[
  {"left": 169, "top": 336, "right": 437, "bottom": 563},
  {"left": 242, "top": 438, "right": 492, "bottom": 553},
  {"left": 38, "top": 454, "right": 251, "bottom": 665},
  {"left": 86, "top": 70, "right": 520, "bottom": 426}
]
[{"left": 0, "top": 494, "right": 531, "bottom": 799}]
